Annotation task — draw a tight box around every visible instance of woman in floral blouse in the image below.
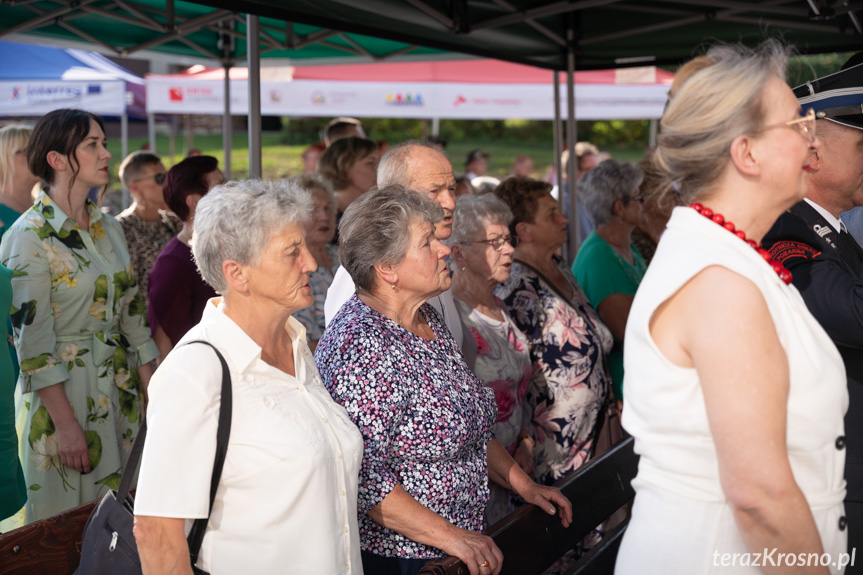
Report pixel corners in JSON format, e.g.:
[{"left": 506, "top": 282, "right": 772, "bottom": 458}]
[
  {"left": 0, "top": 109, "right": 158, "bottom": 522},
  {"left": 494, "top": 177, "right": 613, "bottom": 486},
  {"left": 448, "top": 194, "right": 535, "bottom": 526},
  {"left": 316, "top": 186, "right": 571, "bottom": 575}
]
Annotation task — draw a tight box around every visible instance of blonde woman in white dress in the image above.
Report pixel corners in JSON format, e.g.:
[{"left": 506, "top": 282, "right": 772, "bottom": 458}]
[{"left": 616, "top": 41, "right": 848, "bottom": 574}]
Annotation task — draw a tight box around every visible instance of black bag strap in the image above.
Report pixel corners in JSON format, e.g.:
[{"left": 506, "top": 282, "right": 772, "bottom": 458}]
[
  {"left": 117, "top": 414, "right": 147, "bottom": 501},
  {"left": 183, "top": 340, "right": 233, "bottom": 567}
]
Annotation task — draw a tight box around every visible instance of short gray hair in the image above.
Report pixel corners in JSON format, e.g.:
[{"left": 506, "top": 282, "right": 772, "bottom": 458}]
[
  {"left": 292, "top": 172, "right": 336, "bottom": 208},
  {"left": 450, "top": 194, "right": 512, "bottom": 245},
  {"left": 339, "top": 184, "right": 443, "bottom": 292},
  {"left": 192, "top": 179, "right": 313, "bottom": 294},
  {"left": 377, "top": 140, "right": 444, "bottom": 187},
  {"left": 577, "top": 159, "right": 644, "bottom": 226}
]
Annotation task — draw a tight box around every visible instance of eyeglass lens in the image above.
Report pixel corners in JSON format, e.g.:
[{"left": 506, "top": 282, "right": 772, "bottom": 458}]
[{"left": 489, "top": 236, "right": 511, "bottom": 249}]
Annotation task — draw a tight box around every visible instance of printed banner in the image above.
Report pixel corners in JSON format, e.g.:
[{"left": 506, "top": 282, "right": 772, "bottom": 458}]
[
  {"left": 0, "top": 80, "right": 126, "bottom": 116},
  {"left": 146, "top": 78, "right": 669, "bottom": 120}
]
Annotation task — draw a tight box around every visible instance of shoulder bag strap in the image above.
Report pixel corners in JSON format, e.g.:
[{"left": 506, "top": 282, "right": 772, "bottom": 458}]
[
  {"left": 116, "top": 417, "right": 146, "bottom": 501},
  {"left": 182, "top": 340, "right": 233, "bottom": 567}
]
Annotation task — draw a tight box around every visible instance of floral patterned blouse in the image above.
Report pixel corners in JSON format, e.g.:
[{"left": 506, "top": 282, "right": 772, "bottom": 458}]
[
  {"left": 115, "top": 208, "right": 181, "bottom": 314},
  {"left": 315, "top": 295, "right": 497, "bottom": 559},
  {"left": 455, "top": 297, "right": 533, "bottom": 525},
  {"left": 293, "top": 243, "right": 339, "bottom": 342},
  {"left": 496, "top": 256, "right": 613, "bottom": 486},
  {"left": 0, "top": 192, "right": 158, "bottom": 521}
]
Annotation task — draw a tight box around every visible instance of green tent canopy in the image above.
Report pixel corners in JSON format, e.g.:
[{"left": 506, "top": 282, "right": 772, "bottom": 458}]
[{"left": 2, "top": 1, "right": 861, "bottom": 69}]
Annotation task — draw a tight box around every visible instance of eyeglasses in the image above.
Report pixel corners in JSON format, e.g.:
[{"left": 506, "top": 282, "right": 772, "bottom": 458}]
[
  {"left": 464, "top": 235, "right": 512, "bottom": 251},
  {"left": 133, "top": 172, "right": 166, "bottom": 185},
  {"left": 761, "top": 108, "right": 817, "bottom": 144}
]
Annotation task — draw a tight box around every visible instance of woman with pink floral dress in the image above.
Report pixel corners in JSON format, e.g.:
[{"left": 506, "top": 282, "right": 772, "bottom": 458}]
[
  {"left": 494, "top": 177, "right": 613, "bottom": 486},
  {"left": 449, "top": 194, "right": 534, "bottom": 525}
]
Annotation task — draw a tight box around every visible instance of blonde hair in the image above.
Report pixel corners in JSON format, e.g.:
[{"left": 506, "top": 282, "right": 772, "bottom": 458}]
[
  {"left": 0, "top": 125, "right": 33, "bottom": 193},
  {"left": 654, "top": 40, "right": 792, "bottom": 205}
]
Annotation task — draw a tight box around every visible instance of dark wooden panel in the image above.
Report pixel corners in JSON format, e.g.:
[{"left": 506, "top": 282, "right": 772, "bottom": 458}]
[
  {"left": 419, "top": 437, "right": 638, "bottom": 575},
  {"left": 0, "top": 499, "right": 96, "bottom": 575},
  {"left": 562, "top": 521, "right": 628, "bottom": 575}
]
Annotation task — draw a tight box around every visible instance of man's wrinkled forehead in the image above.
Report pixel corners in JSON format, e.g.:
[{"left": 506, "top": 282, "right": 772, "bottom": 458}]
[{"left": 408, "top": 153, "right": 454, "bottom": 193}]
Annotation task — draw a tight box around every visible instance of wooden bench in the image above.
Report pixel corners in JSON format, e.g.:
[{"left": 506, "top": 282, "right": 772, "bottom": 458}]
[
  {"left": 419, "top": 437, "right": 639, "bottom": 575},
  {"left": 0, "top": 440, "right": 638, "bottom": 575},
  {"left": 0, "top": 498, "right": 98, "bottom": 575}
]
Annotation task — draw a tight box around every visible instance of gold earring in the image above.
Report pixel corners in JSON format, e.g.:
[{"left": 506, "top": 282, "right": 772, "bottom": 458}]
[{"left": 391, "top": 283, "right": 396, "bottom": 291}]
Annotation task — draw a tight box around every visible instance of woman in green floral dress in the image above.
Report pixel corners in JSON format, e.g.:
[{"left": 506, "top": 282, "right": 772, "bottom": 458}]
[{"left": 0, "top": 109, "right": 158, "bottom": 523}]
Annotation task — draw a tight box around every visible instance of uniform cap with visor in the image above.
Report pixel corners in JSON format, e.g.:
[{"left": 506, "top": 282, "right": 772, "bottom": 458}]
[{"left": 794, "top": 54, "right": 863, "bottom": 132}]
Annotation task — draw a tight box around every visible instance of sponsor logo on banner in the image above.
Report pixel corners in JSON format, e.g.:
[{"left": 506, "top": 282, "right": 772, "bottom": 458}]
[
  {"left": 168, "top": 86, "right": 219, "bottom": 104},
  {"left": 25, "top": 85, "right": 83, "bottom": 105},
  {"left": 269, "top": 90, "right": 282, "bottom": 103},
  {"left": 311, "top": 91, "right": 326, "bottom": 104},
  {"left": 12, "top": 86, "right": 22, "bottom": 100},
  {"left": 87, "top": 84, "right": 102, "bottom": 95},
  {"left": 452, "top": 94, "right": 521, "bottom": 107},
  {"left": 386, "top": 93, "right": 424, "bottom": 106}
]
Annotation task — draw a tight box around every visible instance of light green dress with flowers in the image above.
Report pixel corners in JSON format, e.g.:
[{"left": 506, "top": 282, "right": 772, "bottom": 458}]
[{"left": 0, "top": 192, "right": 158, "bottom": 522}]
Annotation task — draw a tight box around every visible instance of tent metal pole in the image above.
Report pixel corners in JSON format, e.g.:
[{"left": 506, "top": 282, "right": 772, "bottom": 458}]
[
  {"left": 223, "top": 61, "right": 232, "bottom": 179},
  {"left": 553, "top": 71, "right": 563, "bottom": 212},
  {"left": 247, "top": 13, "right": 262, "bottom": 179},
  {"left": 565, "top": 41, "right": 578, "bottom": 263},
  {"left": 169, "top": 117, "right": 176, "bottom": 164},
  {"left": 147, "top": 113, "right": 156, "bottom": 155},
  {"left": 121, "top": 112, "right": 129, "bottom": 207},
  {"left": 431, "top": 117, "right": 440, "bottom": 137},
  {"left": 649, "top": 118, "right": 658, "bottom": 148}
]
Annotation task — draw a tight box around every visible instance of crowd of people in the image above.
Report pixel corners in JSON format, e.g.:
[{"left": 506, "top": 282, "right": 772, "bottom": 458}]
[{"left": 0, "top": 41, "right": 861, "bottom": 575}]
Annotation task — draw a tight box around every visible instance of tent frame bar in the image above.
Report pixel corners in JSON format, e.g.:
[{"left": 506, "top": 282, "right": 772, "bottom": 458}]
[
  {"left": 587, "top": 1, "right": 840, "bottom": 46},
  {"left": 404, "top": 0, "right": 455, "bottom": 29},
  {"left": 565, "top": 18, "right": 578, "bottom": 263},
  {"left": 472, "top": 0, "right": 621, "bottom": 31},
  {"left": 492, "top": 0, "right": 566, "bottom": 46},
  {"left": 246, "top": 13, "right": 262, "bottom": 179},
  {"left": 4, "top": 0, "right": 98, "bottom": 36}
]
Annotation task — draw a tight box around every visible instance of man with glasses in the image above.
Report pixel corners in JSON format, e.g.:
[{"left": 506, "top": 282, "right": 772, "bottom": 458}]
[
  {"left": 762, "top": 57, "right": 863, "bottom": 559},
  {"left": 116, "top": 150, "right": 180, "bottom": 312}
]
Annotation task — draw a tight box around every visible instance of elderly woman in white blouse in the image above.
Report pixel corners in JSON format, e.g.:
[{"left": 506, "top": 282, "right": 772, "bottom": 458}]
[{"left": 133, "top": 179, "right": 364, "bottom": 575}]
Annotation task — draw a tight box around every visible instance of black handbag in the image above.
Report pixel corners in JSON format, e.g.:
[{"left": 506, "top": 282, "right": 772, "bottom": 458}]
[{"left": 75, "top": 341, "right": 232, "bottom": 575}]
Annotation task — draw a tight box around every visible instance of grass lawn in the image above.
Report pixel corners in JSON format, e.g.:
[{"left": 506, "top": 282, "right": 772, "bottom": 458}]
[{"left": 103, "top": 132, "right": 649, "bottom": 208}]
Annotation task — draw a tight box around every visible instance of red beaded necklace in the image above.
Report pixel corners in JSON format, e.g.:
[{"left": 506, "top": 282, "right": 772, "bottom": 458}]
[{"left": 690, "top": 203, "right": 792, "bottom": 284}]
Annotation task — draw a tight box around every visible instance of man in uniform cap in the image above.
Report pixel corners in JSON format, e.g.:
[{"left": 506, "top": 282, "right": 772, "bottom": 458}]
[
  {"left": 841, "top": 51, "right": 863, "bottom": 247},
  {"left": 762, "top": 54, "right": 863, "bottom": 559}
]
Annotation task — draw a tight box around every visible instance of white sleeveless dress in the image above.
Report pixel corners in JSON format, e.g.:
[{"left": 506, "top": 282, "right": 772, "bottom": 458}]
[{"left": 616, "top": 207, "right": 848, "bottom": 574}]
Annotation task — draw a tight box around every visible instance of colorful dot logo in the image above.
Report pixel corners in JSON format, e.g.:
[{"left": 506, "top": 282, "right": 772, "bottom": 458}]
[{"left": 385, "top": 93, "right": 424, "bottom": 106}]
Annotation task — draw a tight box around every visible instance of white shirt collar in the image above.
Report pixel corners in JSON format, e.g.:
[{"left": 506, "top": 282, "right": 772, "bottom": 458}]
[
  {"left": 804, "top": 198, "right": 846, "bottom": 233},
  {"left": 196, "top": 297, "right": 309, "bottom": 375}
]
